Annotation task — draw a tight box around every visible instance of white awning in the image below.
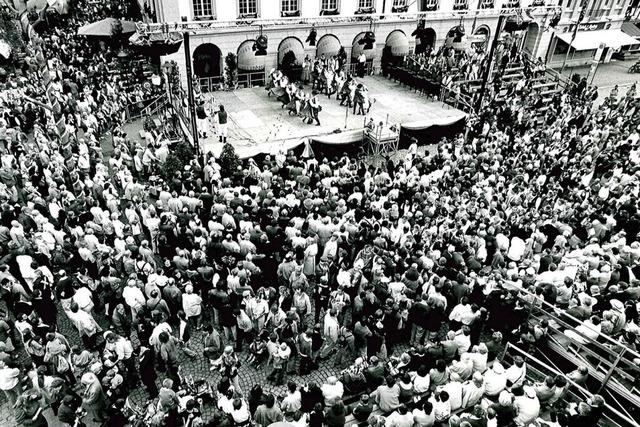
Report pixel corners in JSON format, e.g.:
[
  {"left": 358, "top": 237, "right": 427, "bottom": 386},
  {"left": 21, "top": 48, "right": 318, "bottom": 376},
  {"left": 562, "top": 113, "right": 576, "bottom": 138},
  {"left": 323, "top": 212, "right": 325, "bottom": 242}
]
[{"left": 556, "top": 29, "right": 639, "bottom": 51}]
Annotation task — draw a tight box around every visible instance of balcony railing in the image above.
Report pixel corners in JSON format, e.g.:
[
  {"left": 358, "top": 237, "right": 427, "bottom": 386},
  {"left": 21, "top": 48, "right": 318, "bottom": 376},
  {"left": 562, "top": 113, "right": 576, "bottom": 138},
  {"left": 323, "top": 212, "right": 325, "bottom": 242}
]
[
  {"left": 355, "top": 6, "right": 376, "bottom": 14},
  {"left": 391, "top": 5, "right": 409, "bottom": 12},
  {"left": 139, "top": 6, "right": 562, "bottom": 34},
  {"left": 320, "top": 8, "right": 340, "bottom": 15}
]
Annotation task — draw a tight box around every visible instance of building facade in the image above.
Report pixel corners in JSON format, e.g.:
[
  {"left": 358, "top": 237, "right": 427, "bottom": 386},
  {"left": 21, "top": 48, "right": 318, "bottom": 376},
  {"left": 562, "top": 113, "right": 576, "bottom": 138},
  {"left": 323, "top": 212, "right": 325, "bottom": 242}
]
[
  {"left": 142, "top": 0, "right": 562, "bottom": 87},
  {"left": 545, "top": 0, "right": 635, "bottom": 67}
]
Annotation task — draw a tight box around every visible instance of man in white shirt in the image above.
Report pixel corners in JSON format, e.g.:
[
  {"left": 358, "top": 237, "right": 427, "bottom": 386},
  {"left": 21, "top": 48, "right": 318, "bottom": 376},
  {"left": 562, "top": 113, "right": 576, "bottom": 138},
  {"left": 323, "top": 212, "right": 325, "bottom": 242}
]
[
  {"left": 321, "top": 376, "right": 344, "bottom": 407},
  {"left": 122, "top": 279, "right": 146, "bottom": 319},
  {"left": 182, "top": 284, "right": 202, "bottom": 330},
  {"left": 320, "top": 309, "right": 339, "bottom": 359}
]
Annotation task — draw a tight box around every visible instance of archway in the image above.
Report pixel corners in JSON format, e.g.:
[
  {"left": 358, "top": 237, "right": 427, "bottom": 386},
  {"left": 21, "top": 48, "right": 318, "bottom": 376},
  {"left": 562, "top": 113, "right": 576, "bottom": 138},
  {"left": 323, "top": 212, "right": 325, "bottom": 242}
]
[
  {"left": 237, "top": 39, "right": 266, "bottom": 87},
  {"left": 446, "top": 25, "right": 466, "bottom": 51},
  {"left": 471, "top": 25, "right": 490, "bottom": 50},
  {"left": 351, "top": 32, "right": 378, "bottom": 60},
  {"left": 193, "top": 43, "right": 222, "bottom": 80},
  {"left": 277, "top": 37, "right": 304, "bottom": 65},
  {"left": 385, "top": 30, "right": 409, "bottom": 57},
  {"left": 382, "top": 30, "right": 409, "bottom": 73},
  {"left": 414, "top": 27, "right": 436, "bottom": 54},
  {"left": 523, "top": 22, "right": 540, "bottom": 57},
  {"left": 316, "top": 34, "right": 342, "bottom": 59},
  {"left": 351, "top": 32, "right": 377, "bottom": 76},
  {"left": 278, "top": 37, "right": 304, "bottom": 81}
]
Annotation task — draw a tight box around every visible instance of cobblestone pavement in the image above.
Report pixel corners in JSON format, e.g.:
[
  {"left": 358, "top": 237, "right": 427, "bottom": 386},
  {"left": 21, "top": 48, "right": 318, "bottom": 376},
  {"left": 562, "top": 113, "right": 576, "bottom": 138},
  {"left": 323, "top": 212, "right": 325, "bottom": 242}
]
[{"left": 0, "top": 300, "right": 410, "bottom": 427}]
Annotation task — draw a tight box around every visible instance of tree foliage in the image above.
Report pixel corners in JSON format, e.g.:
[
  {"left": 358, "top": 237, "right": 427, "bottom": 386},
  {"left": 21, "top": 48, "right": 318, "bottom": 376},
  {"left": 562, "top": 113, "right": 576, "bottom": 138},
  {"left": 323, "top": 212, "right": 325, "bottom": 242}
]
[
  {"left": 219, "top": 142, "right": 240, "bottom": 178},
  {"left": 162, "top": 141, "right": 194, "bottom": 179},
  {"left": 224, "top": 52, "right": 238, "bottom": 88}
]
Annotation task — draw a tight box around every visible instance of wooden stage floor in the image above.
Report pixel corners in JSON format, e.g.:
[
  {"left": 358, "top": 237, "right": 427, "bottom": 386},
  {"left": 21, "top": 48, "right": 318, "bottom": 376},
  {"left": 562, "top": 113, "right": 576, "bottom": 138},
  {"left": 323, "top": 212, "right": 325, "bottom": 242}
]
[{"left": 199, "top": 75, "right": 466, "bottom": 158}]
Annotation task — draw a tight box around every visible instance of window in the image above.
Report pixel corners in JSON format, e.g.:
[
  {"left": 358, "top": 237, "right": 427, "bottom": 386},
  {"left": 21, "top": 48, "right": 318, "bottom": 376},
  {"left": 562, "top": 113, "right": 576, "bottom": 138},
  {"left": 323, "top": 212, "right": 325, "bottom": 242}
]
[
  {"left": 358, "top": 0, "right": 374, "bottom": 7},
  {"left": 453, "top": 0, "right": 468, "bottom": 10},
  {"left": 193, "top": 0, "right": 214, "bottom": 18},
  {"left": 479, "top": 0, "right": 494, "bottom": 8},
  {"left": 502, "top": 0, "right": 520, "bottom": 7},
  {"left": 238, "top": 0, "right": 258, "bottom": 16},
  {"left": 421, "top": 0, "right": 439, "bottom": 10},
  {"left": 392, "top": 0, "right": 408, "bottom": 11},
  {"left": 321, "top": 0, "right": 339, "bottom": 11},
  {"left": 281, "top": 0, "right": 298, "bottom": 12}
]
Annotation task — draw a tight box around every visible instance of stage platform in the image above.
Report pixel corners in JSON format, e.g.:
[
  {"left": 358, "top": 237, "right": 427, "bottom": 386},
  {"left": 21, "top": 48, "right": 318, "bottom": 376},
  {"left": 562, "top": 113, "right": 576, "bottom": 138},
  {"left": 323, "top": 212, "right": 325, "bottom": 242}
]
[{"left": 199, "top": 75, "right": 467, "bottom": 159}]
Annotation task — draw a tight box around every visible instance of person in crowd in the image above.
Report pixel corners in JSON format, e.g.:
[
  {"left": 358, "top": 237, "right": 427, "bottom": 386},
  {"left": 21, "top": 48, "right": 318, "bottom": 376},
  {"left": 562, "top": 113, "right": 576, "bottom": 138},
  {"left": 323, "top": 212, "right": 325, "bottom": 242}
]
[{"left": 0, "top": 5, "right": 635, "bottom": 427}]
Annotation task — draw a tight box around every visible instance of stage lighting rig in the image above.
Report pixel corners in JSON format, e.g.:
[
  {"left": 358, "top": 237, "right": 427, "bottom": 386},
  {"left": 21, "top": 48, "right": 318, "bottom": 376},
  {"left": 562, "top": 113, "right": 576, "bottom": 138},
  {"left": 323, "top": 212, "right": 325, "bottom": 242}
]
[
  {"left": 253, "top": 25, "right": 268, "bottom": 56},
  {"left": 306, "top": 26, "right": 317, "bottom": 46},
  {"left": 359, "top": 31, "right": 376, "bottom": 49}
]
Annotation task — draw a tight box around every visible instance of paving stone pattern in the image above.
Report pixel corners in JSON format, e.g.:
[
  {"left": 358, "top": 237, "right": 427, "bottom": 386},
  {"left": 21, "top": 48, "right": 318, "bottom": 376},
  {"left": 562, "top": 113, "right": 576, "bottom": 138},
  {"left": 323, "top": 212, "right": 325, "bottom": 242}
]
[{"left": 0, "top": 299, "right": 411, "bottom": 427}]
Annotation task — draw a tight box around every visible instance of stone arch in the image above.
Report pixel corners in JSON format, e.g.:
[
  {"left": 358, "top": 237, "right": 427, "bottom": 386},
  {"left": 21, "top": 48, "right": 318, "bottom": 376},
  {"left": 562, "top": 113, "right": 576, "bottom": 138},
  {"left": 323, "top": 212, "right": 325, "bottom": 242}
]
[
  {"left": 385, "top": 30, "right": 409, "bottom": 57},
  {"left": 193, "top": 43, "right": 222, "bottom": 79},
  {"left": 414, "top": 27, "right": 436, "bottom": 54},
  {"left": 277, "top": 36, "right": 305, "bottom": 66},
  {"left": 351, "top": 31, "right": 377, "bottom": 61},
  {"left": 471, "top": 25, "right": 491, "bottom": 49},
  {"left": 316, "top": 34, "right": 342, "bottom": 59},
  {"left": 237, "top": 39, "right": 265, "bottom": 72}
]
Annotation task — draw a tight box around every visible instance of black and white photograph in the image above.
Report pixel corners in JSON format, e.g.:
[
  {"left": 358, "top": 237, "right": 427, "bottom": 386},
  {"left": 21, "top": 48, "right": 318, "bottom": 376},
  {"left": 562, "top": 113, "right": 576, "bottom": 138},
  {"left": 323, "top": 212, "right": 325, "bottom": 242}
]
[{"left": 0, "top": 0, "right": 639, "bottom": 426}]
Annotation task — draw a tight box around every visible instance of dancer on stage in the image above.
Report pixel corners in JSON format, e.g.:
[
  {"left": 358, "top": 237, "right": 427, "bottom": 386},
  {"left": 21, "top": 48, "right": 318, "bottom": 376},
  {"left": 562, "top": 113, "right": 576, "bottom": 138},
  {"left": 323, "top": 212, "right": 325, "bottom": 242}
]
[
  {"left": 217, "top": 104, "right": 228, "bottom": 143},
  {"left": 309, "top": 91, "right": 321, "bottom": 126}
]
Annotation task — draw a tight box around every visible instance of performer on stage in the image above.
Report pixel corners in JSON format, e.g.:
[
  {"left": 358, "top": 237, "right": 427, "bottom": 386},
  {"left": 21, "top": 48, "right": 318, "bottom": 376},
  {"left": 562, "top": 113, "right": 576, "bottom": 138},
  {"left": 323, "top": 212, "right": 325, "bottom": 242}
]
[
  {"left": 196, "top": 100, "right": 209, "bottom": 138},
  {"left": 309, "top": 91, "right": 321, "bottom": 126},
  {"left": 217, "top": 104, "right": 228, "bottom": 143}
]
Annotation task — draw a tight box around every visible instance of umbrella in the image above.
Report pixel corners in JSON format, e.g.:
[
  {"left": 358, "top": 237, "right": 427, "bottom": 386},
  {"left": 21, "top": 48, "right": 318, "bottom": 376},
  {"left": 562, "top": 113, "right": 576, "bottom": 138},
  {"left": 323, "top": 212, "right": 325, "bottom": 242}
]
[
  {"left": 77, "top": 18, "right": 137, "bottom": 37},
  {"left": 129, "top": 31, "right": 183, "bottom": 56}
]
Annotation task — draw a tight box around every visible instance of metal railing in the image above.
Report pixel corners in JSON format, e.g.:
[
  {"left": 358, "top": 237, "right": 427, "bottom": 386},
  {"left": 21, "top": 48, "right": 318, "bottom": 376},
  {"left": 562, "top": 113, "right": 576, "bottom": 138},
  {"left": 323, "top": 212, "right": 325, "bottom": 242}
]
[
  {"left": 123, "top": 95, "right": 168, "bottom": 122},
  {"left": 238, "top": 70, "right": 266, "bottom": 87},
  {"left": 197, "top": 71, "right": 267, "bottom": 92},
  {"left": 137, "top": 6, "right": 562, "bottom": 35},
  {"left": 516, "top": 286, "right": 640, "bottom": 424},
  {"left": 347, "top": 62, "right": 381, "bottom": 76},
  {"left": 197, "top": 76, "right": 223, "bottom": 92},
  {"left": 503, "top": 343, "right": 639, "bottom": 427},
  {"left": 441, "top": 86, "right": 474, "bottom": 111}
]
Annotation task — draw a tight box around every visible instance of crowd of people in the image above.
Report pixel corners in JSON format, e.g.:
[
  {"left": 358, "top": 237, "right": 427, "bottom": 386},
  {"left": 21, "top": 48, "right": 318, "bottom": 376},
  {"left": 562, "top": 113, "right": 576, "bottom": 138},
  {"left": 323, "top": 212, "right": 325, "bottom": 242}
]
[{"left": 1, "top": 2, "right": 640, "bottom": 427}]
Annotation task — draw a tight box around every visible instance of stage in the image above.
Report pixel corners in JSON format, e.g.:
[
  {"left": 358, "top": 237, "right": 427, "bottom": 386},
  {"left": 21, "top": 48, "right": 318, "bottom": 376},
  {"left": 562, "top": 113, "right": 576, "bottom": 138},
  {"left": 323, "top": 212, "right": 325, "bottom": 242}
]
[{"left": 199, "top": 75, "right": 467, "bottom": 159}]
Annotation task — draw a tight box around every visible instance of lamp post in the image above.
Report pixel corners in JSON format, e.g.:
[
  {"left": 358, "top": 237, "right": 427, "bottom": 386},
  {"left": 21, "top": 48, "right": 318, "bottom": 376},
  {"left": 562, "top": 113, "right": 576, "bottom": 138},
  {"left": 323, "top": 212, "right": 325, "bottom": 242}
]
[
  {"left": 183, "top": 31, "right": 200, "bottom": 157},
  {"left": 474, "top": 12, "right": 506, "bottom": 113},
  {"left": 560, "top": 0, "right": 587, "bottom": 73}
]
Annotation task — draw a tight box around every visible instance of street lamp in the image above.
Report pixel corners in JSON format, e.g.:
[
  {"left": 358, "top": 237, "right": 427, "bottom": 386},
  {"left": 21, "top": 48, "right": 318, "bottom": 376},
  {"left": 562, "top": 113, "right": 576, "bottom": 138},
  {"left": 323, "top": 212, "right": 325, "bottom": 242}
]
[{"left": 183, "top": 30, "right": 200, "bottom": 158}]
